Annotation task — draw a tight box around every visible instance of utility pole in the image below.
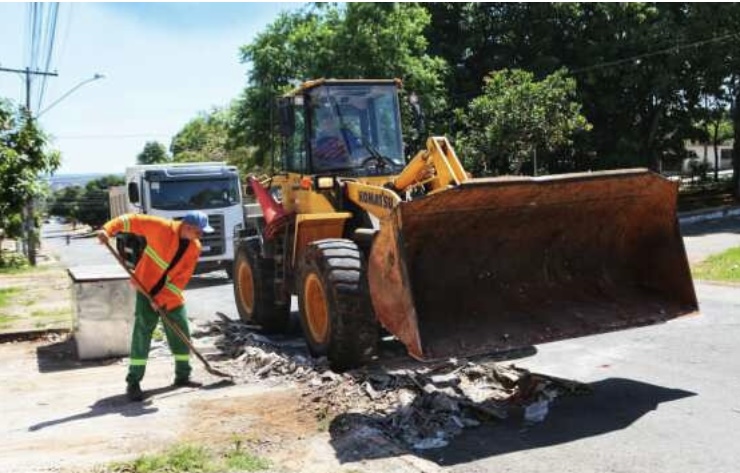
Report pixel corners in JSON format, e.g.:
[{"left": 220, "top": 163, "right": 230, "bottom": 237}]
[{"left": 0, "top": 65, "right": 58, "bottom": 265}]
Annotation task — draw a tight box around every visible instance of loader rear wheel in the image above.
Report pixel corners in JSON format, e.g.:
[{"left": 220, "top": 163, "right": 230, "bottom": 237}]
[
  {"left": 233, "top": 238, "right": 289, "bottom": 333},
  {"left": 298, "top": 239, "right": 379, "bottom": 371}
]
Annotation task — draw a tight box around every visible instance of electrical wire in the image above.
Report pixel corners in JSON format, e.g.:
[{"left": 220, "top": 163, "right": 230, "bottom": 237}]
[
  {"left": 572, "top": 31, "right": 740, "bottom": 74},
  {"left": 37, "top": 3, "right": 60, "bottom": 112}
]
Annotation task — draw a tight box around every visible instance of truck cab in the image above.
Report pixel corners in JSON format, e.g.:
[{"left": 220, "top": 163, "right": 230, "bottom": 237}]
[{"left": 114, "top": 162, "right": 243, "bottom": 277}]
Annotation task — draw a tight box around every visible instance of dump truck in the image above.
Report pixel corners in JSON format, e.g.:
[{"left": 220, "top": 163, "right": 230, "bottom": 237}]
[
  {"left": 233, "top": 78, "right": 698, "bottom": 370},
  {"left": 110, "top": 162, "right": 244, "bottom": 277}
]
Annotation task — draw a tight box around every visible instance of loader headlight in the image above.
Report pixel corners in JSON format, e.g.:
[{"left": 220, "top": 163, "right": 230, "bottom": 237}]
[{"left": 316, "top": 176, "right": 335, "bottom": 190}]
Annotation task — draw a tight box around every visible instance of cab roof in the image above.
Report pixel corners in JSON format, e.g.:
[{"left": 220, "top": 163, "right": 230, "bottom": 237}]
[{"left": 282, "top": 78, "right": 402, "bottom": 98}]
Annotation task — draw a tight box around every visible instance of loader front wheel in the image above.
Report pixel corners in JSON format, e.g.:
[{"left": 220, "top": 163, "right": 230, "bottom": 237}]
[
  {"left": 233, "top": 238, "right": 289, "bottom": 333},
  {"left": 298, "top": 239, "right": 378, "bottom": 371}
]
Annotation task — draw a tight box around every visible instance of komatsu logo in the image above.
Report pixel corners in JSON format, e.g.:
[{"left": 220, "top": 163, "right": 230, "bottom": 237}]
[{"left": 358, "top": 191, "right": 395, "bottom": 210}]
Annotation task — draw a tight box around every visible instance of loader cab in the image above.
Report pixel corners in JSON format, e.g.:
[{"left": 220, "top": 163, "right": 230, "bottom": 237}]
[{"left": 279, "top": 80, "right": 405, "bottom": 176}]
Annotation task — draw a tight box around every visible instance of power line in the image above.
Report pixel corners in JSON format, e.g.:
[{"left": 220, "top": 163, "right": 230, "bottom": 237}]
[
  {"left": 54, "top": 133, "right": 171, "bottom": 140},
  {"left": 38, "top": 3, "right": 60, "bottom": 111},
  {"left": 572, "top": 31, "right": 740, "bottom": 74}
]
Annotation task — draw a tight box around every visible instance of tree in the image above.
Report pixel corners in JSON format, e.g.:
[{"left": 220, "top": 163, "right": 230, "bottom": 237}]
[
  {"left": 0, "top": 99, "right": 60, "bottom": 264},
  {"left": 683, "top": 3, "right": 740, "bottom": 195},
  {"left": 79, "top": 175, "right": 125, "bottom": 228},
  {"left": 455, "top": 68, "right": 591, "bottom": 176},
  {"left": 48, "top": 186, "right": 83, "bottom": 224},
  {"left": 425, "top": 3, "right": 729, "bottom": 172},
  {"left": 170, "top": 108, "right": 230, "bottom": 163},
  {"left": 136, "top": 141, "right": 170, "bottom": 164},
  {"left": 232, "top": 3, "right": 448, "bottom": 165},
  {"left": 48, "top": 175, "right": 124, "bottom": 229}
]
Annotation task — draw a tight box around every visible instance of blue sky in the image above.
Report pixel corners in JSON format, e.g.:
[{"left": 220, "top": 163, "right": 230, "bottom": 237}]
[{"left": 0, "top": 2, "right": 302, "bottom": 175}]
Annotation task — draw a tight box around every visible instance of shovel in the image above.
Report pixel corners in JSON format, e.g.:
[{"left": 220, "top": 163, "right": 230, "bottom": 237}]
[{"left": 104, "top": 239, "right": 232, "bottom": 379}]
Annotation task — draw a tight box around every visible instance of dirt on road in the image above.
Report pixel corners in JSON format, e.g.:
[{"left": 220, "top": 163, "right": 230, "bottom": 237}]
[{"left": 0, "top": 332, "right": 442, "bottom": 473}]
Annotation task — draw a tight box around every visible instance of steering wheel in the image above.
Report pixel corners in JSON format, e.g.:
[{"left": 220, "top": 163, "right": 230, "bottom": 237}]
[{"left": 361, "top": 154, "right": 396, "bottom": 169}]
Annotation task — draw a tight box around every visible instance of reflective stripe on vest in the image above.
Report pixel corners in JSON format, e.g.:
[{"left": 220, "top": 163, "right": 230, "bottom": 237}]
[
  {"left": 144, "top": 246, "right": 169, "bottom": 270},
  {"left": 165, "top": 281, "right": 182, "bottom": 298}
]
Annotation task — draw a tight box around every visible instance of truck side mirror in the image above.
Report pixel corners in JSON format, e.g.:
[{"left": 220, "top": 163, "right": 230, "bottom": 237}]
[
  {"left": 277, "top": 97, "right": 294, "bottom": 137},
  {"left": 128, "top": 182, "right": 140, "bottom": 204}
]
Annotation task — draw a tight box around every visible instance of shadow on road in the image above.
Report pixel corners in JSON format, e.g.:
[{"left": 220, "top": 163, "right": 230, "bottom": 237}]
[
  {"left": 681, "top": 216, "right": 740, "bottom": 237},
  {"left": 27, "top": 379, "right": 236, "bottom": 432},
  {"left": 27, "top": 390, "right": 165, "bottom": 432},
  {"left": 329, "top": 377, "right": 696, "bottom": 466},
  {"left": 36, "top": 336, "right": 121, "bottom": 373},
  {"left": 187, "top": 273, "right": 232, "bottom": 289}
]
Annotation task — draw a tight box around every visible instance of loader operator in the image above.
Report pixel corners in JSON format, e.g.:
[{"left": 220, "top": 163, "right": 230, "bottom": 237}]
[
  {"left": 312, "top": 110, "right": 362, "bottom": 168},
  {"left": 97, "top": 211, "right": 213, "bottom": 402}
]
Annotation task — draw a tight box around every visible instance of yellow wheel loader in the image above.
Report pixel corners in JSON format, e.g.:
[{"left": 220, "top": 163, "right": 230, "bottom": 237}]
[{"left": 232, "top": 79, "right": 698, "bottom": 371}]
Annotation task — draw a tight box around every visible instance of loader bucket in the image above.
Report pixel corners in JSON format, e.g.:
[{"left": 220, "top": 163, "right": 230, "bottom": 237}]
[{"left": 368, "top": 169, "right": 698, "bottom": 361}]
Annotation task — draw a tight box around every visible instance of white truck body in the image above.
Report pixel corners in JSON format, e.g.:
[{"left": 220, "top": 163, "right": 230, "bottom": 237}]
[{"left": 109, "top": 162, "right": 243, "bottom": 276}]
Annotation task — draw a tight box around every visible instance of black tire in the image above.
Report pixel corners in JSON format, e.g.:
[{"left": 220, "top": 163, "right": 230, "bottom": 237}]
[
  {"left": 297, "top": 239, "right": 379, "bottom": 371},
  {"left": 233, "top": 238, "right": 289, "bottom": 333}
]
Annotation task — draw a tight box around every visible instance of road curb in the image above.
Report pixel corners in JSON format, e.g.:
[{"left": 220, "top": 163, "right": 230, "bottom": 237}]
[
  {"left": 0, "top": 328, "right": 70, "bottom": 344},
  {"left": 678, "top": 205, "right": 740, "bottom": 225}
]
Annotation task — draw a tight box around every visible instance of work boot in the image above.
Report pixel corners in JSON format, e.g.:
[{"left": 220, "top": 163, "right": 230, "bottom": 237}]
[
  {"left": 173, "top": 377, "right": 203, "bottom": 388},
  {"left": 126, "top": 382, "right": 144, "bottom": 402}
]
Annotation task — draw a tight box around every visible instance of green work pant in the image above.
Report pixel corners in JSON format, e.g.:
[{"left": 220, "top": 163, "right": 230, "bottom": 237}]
[{"left": 126, "top": 291, "right": 191, "bottom": 385}]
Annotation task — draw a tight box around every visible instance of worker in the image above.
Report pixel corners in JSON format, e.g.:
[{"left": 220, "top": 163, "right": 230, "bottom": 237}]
[
  {"left": 97, "top": 211, "right": 213, "bottom": 402},
  {"left": 312, "top": 110, "right": 362, "bottom": 168}
]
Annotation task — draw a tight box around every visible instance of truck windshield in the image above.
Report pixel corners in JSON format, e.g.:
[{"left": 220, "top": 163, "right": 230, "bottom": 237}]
[{"left": 149, "top": 178, "right": 239, "bottom": 210}]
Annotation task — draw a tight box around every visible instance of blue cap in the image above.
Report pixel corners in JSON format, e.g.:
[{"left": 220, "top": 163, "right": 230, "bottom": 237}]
[{"left": 182, "top": 211, "right": 214, "bottom": 233}]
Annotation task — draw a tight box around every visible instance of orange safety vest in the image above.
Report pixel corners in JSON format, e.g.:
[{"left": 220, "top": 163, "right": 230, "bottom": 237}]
[{"left": 103, "top": 214, "right": 201, "bottom": 310}]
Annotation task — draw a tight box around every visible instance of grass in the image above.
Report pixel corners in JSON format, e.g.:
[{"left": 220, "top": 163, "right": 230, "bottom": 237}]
[
  {"left": 692, "top": 246, "right": 740, "bottom": 282},
  {"left": 31, "top": 307, "right": 72, "bottom": 319},
  {"left": 0, "top": 287, "right": 21, "bottom": 308},
  {"left": 105, "top": 442, "right": 270, "bottom": 473}
]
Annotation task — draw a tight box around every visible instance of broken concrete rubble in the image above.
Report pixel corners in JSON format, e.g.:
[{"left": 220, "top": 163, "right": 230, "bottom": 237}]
[{"left": 196, "top": 315, "right": 592, "bottom": 450}]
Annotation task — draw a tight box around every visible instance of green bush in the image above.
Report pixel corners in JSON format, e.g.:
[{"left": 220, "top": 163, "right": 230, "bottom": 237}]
[{"left": 0, "top": 251, "right": 29, "bottom": 271}]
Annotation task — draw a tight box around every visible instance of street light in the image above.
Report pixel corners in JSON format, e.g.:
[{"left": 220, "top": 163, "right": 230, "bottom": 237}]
[{"left": 37, "top": 73, "right": 105, "bottom": 118}]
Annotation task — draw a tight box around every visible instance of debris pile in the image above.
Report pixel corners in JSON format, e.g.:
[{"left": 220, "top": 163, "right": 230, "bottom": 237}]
[{"left": 203, "top": 315, "right": 591, "bottom": 450}]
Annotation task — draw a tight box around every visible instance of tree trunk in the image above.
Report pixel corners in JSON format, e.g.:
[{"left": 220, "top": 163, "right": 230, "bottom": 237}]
[
  {"left": 713, "top": 123, "right": 720, "bottom": 182},
  {"left": 646, "top": 101, "right": 665, "bottom": 172}
]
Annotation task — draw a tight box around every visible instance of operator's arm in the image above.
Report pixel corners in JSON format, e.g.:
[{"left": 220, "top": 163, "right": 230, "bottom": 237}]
[{"left": 97, "top": 214, "right": 166, "bottom": 244}]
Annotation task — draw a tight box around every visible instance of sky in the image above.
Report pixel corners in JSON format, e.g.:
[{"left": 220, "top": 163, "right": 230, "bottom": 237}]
[{"left": 0, "top": 2, "right": 303, "bottom": 175}]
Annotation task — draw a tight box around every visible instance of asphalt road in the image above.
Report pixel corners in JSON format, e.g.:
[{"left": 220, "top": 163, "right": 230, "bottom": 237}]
[{"left": 40, "top": 216, "right": 740, "bottom": 473}]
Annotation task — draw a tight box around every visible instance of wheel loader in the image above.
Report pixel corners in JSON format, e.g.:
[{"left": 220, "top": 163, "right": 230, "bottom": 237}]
[{"left": 232, "top": 78, "right": 698, "bottom": 371}]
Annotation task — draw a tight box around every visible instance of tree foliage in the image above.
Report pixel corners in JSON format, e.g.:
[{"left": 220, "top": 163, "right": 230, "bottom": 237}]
[
  {"left": 456, "top": 69, "right": 591, "bottom": 175},
  {"left": 0, "top": 99, "right": 60, "bottom": 261},
  {"left": 136, "top": 141, "right": 170, "bottom": 165},
  {"left": 171, "top": 108, "right": 230, "bottom": 163},
  {"left": 231, "top": 3, "right": 447, "bottom": 165},
  {"left": 48, "top": 175, "right": 124, "bottom": 229},
  {"left": 166, "top": 2, "right": 740, "bottom": 192},
  {"left": 425, "top": 3, "right": 740, "bottom": 174}
]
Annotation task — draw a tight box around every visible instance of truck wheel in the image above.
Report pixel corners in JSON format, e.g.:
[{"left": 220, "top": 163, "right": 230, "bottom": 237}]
[
  {"left": 297, "top": 239, "right": 378, "bottom": 371},
  {"left": 233, "top": 238, "right": 289, "bottom": 333}
]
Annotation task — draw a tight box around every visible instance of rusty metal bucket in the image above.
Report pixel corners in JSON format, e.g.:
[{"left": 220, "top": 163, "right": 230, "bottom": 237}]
[{"left": 368, "top": 169, "right": 698, "bottom": 361}]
